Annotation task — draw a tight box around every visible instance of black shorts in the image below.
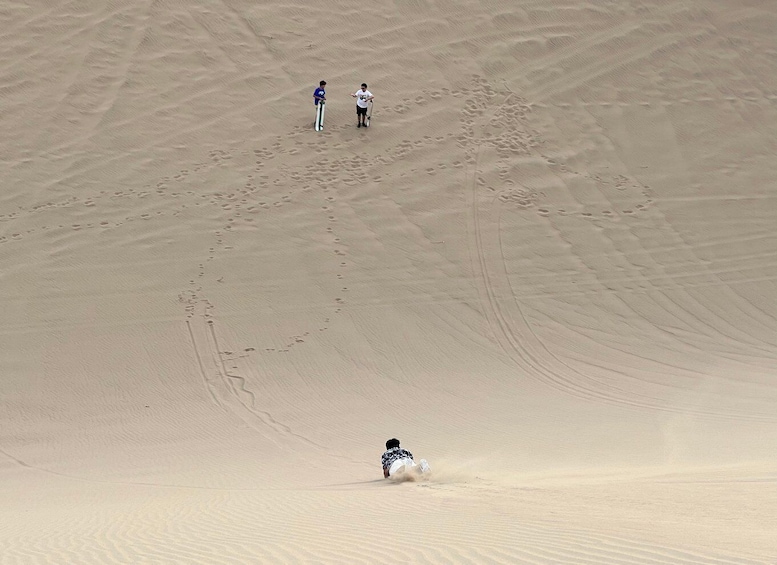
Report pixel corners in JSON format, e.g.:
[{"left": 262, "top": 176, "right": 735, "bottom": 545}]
[{"left": 356, "top": 105, "right": 367, "bottom": 116}]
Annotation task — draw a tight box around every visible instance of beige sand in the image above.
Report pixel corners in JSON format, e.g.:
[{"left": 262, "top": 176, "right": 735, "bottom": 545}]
[{"left": 1, "top": 1, "right": 775, "bottom": 563}]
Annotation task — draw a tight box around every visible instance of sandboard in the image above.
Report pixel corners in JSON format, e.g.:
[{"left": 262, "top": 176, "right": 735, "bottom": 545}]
[
  {"left": 315, "top": 101, "right": 325, "bottom": 131},
  {"left": 389, "top": 458, "right": 430, "bottom": 477},
  {"left": 365, "top": 100, "right": 373, "bottom": 127}
]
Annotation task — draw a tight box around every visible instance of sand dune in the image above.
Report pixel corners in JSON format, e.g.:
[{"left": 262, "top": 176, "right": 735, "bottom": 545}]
[{"left": 1, "top": 0, "right": 775, "bottom": 563}]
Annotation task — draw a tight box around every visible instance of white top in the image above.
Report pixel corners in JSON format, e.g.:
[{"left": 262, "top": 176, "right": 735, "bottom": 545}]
[{"left": 354, "top": 89, "right": 373, "bottom": 108}]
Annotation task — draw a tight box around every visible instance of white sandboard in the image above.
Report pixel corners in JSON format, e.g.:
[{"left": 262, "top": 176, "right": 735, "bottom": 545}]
[
  {"left": 365, "top": 100, "right": 373, "bottom": 127},
  {"left": 389, "top": 458, "right": 430, "bottom": 477},
  {"left": 315, "top": 101, "right": 325, "bottom": 131}
]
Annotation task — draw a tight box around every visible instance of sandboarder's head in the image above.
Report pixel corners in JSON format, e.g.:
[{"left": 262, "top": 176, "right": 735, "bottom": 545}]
[
  {"left": 320, "top": 80, "right": 326, "bottom": 87},
  {"left": 386, "top": 438, "right": 400, "bottom": 450},
  {"left": 361, "top": 83, "right": 367, "bottom": 90}
]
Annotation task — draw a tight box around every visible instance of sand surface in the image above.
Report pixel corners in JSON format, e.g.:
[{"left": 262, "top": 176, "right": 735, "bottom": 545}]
[{"left": 1, "top": 1, "right": 776, "bottom": 563}]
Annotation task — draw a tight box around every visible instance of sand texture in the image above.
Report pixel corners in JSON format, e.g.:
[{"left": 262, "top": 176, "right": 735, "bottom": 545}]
[{"left": 1, "top": 1, "right": 776, "bottom": 563}]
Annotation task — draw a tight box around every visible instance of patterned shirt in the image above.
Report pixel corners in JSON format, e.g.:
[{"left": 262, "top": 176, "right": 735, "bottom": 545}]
[{"left": 381, "top": 447, "right": 414, "bottom": 469}]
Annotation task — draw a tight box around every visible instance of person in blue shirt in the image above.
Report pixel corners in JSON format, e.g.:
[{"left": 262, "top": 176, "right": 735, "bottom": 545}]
[{"left": 314, "top": 80, "right": 326, "bottom": 106}]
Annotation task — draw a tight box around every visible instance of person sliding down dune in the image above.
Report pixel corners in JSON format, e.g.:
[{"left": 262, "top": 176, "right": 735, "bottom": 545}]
[{"left": 381, "top": 438, "right": 431, "bottom": 478}]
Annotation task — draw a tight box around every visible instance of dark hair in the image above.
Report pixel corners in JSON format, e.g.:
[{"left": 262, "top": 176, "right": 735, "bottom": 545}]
[
  {"left": 361, "top": 83, "right": 367, "bottom": 88},
  {"left": 320, "top": 80, "right": 327, "bottom": 85},
  {"left": 386, "top": 438, "right": 400, "bottom": 449}
]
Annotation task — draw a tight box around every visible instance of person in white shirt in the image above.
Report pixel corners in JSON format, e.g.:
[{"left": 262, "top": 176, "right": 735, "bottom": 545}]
[{"left": 351, "top": 83, "right": 374, "bottom": 128}]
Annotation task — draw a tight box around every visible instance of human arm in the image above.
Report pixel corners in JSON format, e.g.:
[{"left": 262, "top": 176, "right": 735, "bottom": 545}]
[{"left": 383, "top": 466, "right": 390, "bottom": 478}]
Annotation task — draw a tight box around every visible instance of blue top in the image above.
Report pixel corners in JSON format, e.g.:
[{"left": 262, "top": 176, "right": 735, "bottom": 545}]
[{"left": 314, "top": 87, "right": 326, "bottom": 105}]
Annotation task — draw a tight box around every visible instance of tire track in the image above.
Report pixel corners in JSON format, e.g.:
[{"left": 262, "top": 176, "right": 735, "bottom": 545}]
[
  {"left": 464, "top": 143, "right": 774, "bottom": 422},
  {"left": 465, "top": 146, "right": 670, "bottom": 414},
  {"left": 184, "top": 304, "right": 325, "bottom": 448}
]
